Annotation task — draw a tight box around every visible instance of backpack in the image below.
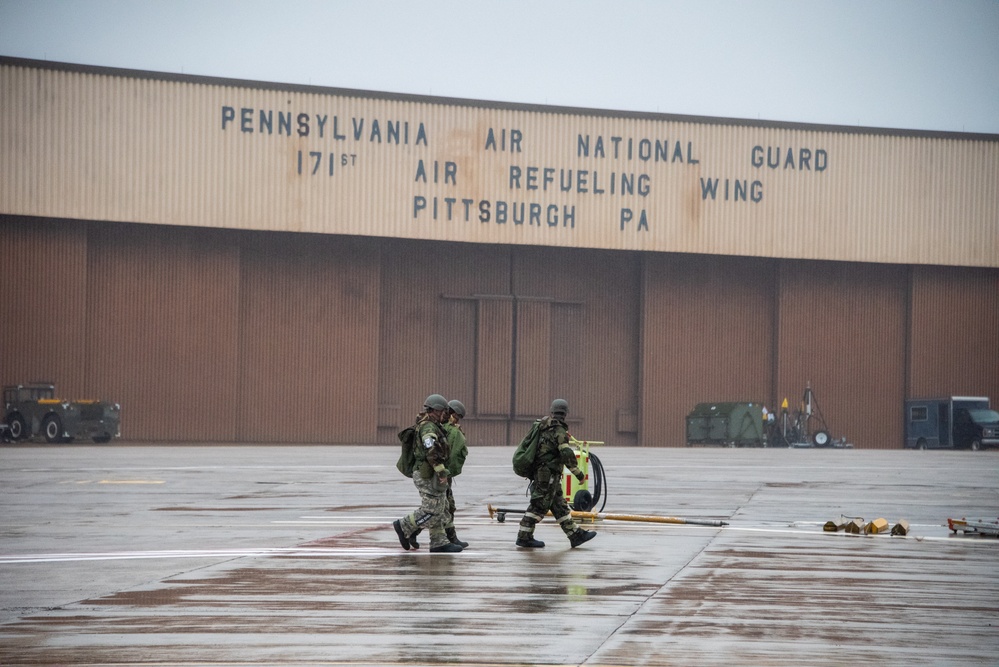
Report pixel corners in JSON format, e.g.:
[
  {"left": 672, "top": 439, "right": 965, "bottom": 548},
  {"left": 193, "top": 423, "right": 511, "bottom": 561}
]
[
  {"left": 512, "top": 419, "right": 544, "bottom": 478},
  {"left": 444, "top": 424, "right": 468, "bottom": 476},
  {"left": 396, "top": 426, "right": 417, "bottom": 477}
]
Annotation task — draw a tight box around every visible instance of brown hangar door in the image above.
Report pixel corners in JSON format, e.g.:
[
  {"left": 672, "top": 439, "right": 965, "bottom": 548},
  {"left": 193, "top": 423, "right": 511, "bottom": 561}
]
[
  {"left": 440, "top": 293, "right": 583, "bottom": 447},
  {"left": 377, "top": 241, "right": 640, "bottom": 448}
]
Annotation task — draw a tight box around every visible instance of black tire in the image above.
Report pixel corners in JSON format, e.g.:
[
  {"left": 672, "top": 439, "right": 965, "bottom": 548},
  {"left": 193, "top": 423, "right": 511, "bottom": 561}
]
[
  {"left": 43, "top": 414, "right": 63, "bottom": 443},
  {"left": 971, "top": 439, "right": 982, "bottom": 452},
  {"left": 813, "top": 430, "right": 830, "bottom": 447},
  {"left": 917, "top": 438, "right": 928, "bottom": 450},
  {"left": 572, "top": 489, "right": 593, "bottom": 511},
  {"left": 8, "top": 413, "right": 28, "bottom": 441}
]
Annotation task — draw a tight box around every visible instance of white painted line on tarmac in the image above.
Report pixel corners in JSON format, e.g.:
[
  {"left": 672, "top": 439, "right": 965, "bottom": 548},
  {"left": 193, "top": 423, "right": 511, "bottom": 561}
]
[
  {"left": 55, "top": 479, "right": 167, "bottom": 484},
  {"left": 0, "top": 547, "right": 398, "bottom": 564},
  {"left": 273, "top": 521, "right": 386, "bottom": 526},
  {"left": 98, "top": 480, "right": 165, "bottom": 484}
]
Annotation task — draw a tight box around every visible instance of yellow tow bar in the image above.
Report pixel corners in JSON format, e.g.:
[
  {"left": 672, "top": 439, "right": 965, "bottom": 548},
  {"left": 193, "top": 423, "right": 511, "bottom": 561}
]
[
  {"left": 487, "top": 503, "right": 726, "bottom": 527},
  {"left": 570, "top": 510, "right": 727, "bottom": 527}
]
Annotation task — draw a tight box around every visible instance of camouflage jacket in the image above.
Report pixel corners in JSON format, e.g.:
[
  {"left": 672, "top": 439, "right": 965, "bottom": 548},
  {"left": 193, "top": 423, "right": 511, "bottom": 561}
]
[
  {"left": 535, "top": 416, "right": 581, "bottom": 477},
  {"left": 414, "top": 415, "right": 450, "bottom": 478}
]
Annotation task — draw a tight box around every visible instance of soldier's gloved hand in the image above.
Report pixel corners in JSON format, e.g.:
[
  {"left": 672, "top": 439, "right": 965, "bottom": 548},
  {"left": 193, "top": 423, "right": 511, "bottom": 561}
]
[
  {"left": 574, "top": 469, "right": 585, "bottom": 483},
  {"left": 434, "top": 465, "right": 450, "bottom": 486}
]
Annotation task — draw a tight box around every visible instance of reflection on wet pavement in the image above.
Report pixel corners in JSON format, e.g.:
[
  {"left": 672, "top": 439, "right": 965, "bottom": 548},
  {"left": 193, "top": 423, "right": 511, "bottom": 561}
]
[{"left": 1, "top": 445, "right": 997, "bottom": 665}]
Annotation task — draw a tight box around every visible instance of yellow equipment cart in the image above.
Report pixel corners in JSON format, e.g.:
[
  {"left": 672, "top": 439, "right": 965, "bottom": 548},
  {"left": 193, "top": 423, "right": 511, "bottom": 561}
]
[{"left": 562, "top": 437, "right": 606, "bottom": 511}]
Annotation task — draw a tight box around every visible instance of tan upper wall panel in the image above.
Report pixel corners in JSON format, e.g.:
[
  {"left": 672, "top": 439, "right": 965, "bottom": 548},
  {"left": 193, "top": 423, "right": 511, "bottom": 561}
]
[{"left": 2, "top": 60, "right": 997, "bottom": 267}]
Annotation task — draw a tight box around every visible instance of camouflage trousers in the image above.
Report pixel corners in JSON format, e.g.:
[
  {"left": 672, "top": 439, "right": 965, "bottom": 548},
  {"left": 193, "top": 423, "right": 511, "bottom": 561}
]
[
  {"left": 444, "top": 483, "right": 457, "bottom": 530},
  {"left": 399, "top": 474, "right": 449, "bottom": 548},
  {"left": 518, "top": 467, "right": 579, "bottom": 539}
]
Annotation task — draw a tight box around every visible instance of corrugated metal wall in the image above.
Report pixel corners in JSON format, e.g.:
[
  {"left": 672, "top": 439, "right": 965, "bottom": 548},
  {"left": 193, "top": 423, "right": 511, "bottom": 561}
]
[
  {"left": 85, "top": 222, "right": 240, "bottom": 440},
  {"left": 375, "top": 241, "right": 640, "bottom": 447},
  {"left": 775, "top": 261, "right": 908, "bottom": 448},
  {"left": 236, "top": 232, "right": 381, "bottom": 443},
  {"left": 641, "top": 253, "right": 775, "bottom": 447},
  {"left": 909, "top": 265, "right": 999, "bottom": 399},
  {"left": 3, "top": 60, "right": 997, "bottom": 448},
  {"left": 0, "top": 217, "right": 88, "bottom": 394},
  {"left": 3, "top": 59, "right": 998, "bottom": 268},
  {"left": 512, "top": 246, "right": 641, "bottom": 446},
  {"left": 3, "top": 219, "right": 382, "bottom": 442},
  {"left": 2, "top": 216, "right": 997, "bottom": 447},
  {"left": 376, "top": 240, "right": 514, "bottom": 447}
]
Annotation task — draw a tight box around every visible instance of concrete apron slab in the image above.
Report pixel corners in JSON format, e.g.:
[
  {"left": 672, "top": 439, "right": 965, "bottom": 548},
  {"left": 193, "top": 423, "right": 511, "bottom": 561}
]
[{"left": 0, "top": 445, "right": 996, "bottom": 665}]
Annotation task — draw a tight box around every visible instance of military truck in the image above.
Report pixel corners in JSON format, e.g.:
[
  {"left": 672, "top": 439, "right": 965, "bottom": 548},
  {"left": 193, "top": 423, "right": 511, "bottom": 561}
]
[
  {"left": 904, "top": 396, "right": 999, "bottom": 451},
  {"left": 2, "top": 383, "right": 121, "bottom": 443}
]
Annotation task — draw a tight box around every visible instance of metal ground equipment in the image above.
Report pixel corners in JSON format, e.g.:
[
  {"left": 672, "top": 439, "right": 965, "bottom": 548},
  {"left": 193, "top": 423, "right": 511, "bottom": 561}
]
[
  {"left": 769, "top": 381, "right": 850, "bottom": 448},
  {"left": 685, "top": 402, "right": 766, "bottom": 447},
  {"left": 947, "top": 518, "right": 999, "bottom": 537},
  {"left": 563, "top": 437, "right": 607, "bottom": 511}
]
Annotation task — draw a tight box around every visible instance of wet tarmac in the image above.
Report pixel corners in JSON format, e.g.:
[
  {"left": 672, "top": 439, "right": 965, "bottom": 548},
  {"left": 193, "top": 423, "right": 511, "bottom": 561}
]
[{"left": 1, "top": 444, "right": 997, "bottom": 666}]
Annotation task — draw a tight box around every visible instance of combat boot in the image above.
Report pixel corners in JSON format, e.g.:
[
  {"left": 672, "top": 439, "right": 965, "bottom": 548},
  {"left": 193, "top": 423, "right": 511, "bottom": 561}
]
[
  {"left": 446, "top": 527, "right": 469, "bottom": 548},
  {"left": 392, "top": 520, "right": 411, "bottom": 551},
  {"left": 516, "top": 533, "right": 545, "bottom": 548},
  {"left": 429, "top": 542, "right": 463, "bottom": 553},
  {"left": 569, "top": 529, "right": 597, "bottom": 548},
  {"left": 409, "top": 528, "right": 421, "bottom": 549}
]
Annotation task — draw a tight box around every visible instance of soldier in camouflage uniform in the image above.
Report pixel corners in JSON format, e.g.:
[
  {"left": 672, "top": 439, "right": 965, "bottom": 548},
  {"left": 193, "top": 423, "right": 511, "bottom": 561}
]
[
  {"left": 393, "top": 394, "right": 463, "bottom": 553},
  {"left": 516, "top": 398, "right": 597, "bottom": 549},
  {"left": 442, "top": 399, "right": 469, "bottom": 548}
]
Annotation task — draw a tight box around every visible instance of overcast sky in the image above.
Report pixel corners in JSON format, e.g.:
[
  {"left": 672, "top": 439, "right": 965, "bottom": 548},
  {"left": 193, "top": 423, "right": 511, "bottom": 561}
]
[{"left": 1, "top": 0, "right": 997, "bottom": 134}]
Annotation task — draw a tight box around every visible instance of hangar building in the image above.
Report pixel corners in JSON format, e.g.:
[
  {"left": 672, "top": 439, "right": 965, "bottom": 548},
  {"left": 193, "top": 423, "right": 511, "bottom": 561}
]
[{"left": 1, "top": 57, "right": 997, "bottom": 448}]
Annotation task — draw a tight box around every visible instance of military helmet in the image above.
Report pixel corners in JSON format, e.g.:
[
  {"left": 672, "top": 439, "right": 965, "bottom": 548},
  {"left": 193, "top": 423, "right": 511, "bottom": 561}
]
[
  {"left": 424, "top": 393, "right": 448, "bottom": 411},
  {"left": 550, "top": 398, "right": 569, "bottom": 417},
  {"left": 447, "top": 399, "right": 466, "bottom": 418}
]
